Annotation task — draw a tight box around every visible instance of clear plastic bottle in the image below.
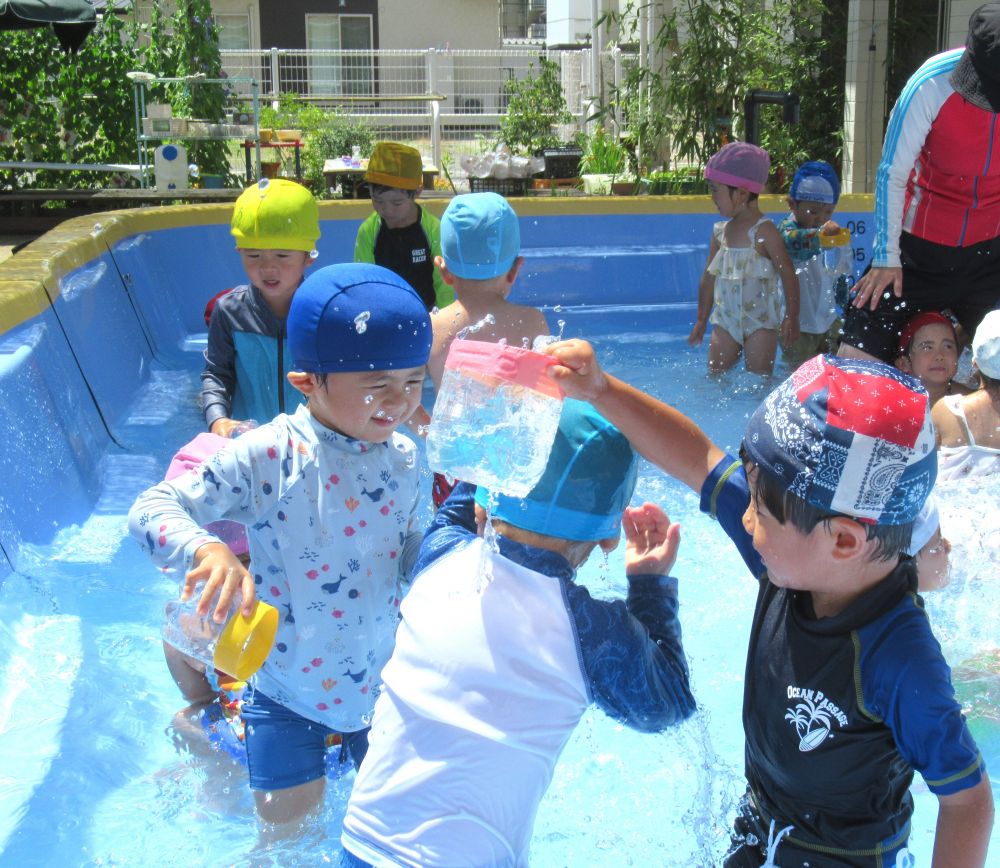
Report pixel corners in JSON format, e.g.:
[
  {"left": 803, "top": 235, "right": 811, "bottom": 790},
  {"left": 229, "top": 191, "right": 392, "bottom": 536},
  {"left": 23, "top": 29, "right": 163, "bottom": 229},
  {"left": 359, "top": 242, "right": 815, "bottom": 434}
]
[
  {"left": 162, "top": 597, "right": 228, "bottom": 671},
  {"left": 820, "top": 227, "right": 852, "bottom": 279},
  {"left": 162, "top": 594, "right": 278, "bottom": 681},
  {"left": 426, "top": 340, "right": 564, "bottom": 497}
]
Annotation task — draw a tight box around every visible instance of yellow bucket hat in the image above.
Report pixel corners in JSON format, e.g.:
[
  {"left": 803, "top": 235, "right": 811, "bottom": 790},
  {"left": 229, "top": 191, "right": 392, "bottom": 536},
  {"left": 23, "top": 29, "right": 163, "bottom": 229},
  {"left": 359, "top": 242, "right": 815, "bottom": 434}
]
[
  {"left": 365, "top": 142, "right": 423, "bottom": 191},
  {"left": 231, "top": 178, "right": 320, "bottom": 252}
]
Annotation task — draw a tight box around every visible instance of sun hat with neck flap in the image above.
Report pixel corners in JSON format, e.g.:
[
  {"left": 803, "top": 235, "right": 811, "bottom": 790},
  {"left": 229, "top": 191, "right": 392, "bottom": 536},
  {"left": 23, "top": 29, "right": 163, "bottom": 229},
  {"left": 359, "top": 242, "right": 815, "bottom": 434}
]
[
  {"left": 951, "top": 3, "right": 1000, "bottom": 112},
  {"left": 288, "top": 262, "right": 431, "bottom": 373}
]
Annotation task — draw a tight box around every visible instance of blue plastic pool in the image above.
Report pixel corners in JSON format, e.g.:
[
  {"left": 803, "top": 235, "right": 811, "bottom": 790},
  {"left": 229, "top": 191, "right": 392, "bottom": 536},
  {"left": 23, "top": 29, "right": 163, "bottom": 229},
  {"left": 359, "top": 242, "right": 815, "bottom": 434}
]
[{"left": 0, "top": 198, "right": 996, "bottom": 865}]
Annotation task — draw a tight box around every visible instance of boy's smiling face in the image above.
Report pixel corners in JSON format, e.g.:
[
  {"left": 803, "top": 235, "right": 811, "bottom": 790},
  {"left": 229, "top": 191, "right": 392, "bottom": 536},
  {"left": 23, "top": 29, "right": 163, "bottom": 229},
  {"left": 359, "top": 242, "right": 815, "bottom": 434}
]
[
  {"left": 239, "top": 249, "right": 313, "bottom": 315},
  {"left": 292, "top": 366, "right": 426, "bottom": 442}
]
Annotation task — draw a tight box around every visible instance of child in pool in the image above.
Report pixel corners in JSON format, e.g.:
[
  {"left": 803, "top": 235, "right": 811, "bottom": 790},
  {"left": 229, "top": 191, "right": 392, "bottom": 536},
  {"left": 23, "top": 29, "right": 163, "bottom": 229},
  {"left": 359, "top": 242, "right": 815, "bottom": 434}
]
[
  {"left": 338, "top": 399, "right": 695, "bottom": 866},
  {"left": 354, "top": 141, "right": 453, "bottom": 312},
  {"left": 932, "top": 308, "right": 1000, "bottom": 480},
  {"left": 688, "top": 141, "right": 800, "bottom": 375},
  {"left": 427, "top": 192, "right": 550, "bottom": 386},
  {"left": 417, "top": 191, "right": 550, "bottom": 506},
  {"left": 778, "top": 161, "right": 849, "bottom": 368},
  {"left": 202, "top": 179, "right": 320, "bottom": 438},
  {"left": 160, "top": 432, "right": 251, "bottom": 713},
  {"left": 895, "top": 310, "right": 972, "bottom": 406},
  {"left": 131, "top": 263, "right": 431, "bottom": 838},
  {"left": 908, "top": 496, "right": 952, "bottom": 592},
  {"left": 544, "top": 342, "right": 993, "bottom": 866}
]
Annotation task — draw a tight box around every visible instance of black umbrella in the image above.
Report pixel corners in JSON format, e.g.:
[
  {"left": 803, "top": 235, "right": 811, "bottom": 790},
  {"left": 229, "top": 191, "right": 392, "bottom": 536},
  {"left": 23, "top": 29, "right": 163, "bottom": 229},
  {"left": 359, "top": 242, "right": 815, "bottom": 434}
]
[{"left": 0, "top": 0, "right": 97, "bottom": 51}]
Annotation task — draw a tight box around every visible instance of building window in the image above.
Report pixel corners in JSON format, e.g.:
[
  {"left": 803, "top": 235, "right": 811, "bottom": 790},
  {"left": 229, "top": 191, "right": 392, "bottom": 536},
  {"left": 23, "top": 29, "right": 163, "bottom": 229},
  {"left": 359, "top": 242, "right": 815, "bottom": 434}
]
[
  {"left": 215, "top": 12, "right": 252, "bottom": 51},
  {"left": 305, "top": 14, "right": 373, "bottom": 96}
]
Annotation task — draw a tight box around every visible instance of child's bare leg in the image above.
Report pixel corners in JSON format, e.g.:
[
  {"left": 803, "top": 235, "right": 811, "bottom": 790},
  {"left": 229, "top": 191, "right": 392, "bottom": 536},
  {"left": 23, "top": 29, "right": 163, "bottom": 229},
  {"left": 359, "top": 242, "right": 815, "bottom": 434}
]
[
  {"left": 708, "top": 327, "right": 742, "bottom": 373},
  {"left": 163, "top": 641, "right": 216, "bottom": 707},
  {"left": 254, "top": 778, "right": 326, "bottom": 843},
  {"left": 743, "top": 328, "right": 779, "bottom": 375}
]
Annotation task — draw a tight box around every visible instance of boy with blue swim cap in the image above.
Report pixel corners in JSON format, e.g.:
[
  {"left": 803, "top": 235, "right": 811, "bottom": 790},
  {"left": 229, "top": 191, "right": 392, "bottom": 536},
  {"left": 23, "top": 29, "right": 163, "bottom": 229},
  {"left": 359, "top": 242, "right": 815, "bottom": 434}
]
[
  {"left": 778, "top": 160, "right": 851, "bottom": 368},
  {"left": 544, "top": 341, "right": 994, "bottom": 865},
  {"left": 131, "top": 262, "right": 431, "bottom": 836},
  {"left": 340, "top": 398, "right": 696, "bottom": 866}
]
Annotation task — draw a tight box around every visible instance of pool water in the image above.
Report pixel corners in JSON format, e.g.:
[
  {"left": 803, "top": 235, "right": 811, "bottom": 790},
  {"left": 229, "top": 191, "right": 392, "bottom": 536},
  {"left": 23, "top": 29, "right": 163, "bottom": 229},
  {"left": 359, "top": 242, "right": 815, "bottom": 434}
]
[{"left": 1, "top": 302, "right": 998, "bottom": 866}]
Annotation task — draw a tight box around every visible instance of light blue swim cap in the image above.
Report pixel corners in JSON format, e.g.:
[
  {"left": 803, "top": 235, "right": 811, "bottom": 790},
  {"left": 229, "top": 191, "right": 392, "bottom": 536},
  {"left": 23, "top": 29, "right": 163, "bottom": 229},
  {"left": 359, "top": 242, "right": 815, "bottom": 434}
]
[
  {"left": 441, "top": 192, "right": 521, "bottom": 280},
  {"left": 475, "top": 399, "right": 638, "bottom": 542}
]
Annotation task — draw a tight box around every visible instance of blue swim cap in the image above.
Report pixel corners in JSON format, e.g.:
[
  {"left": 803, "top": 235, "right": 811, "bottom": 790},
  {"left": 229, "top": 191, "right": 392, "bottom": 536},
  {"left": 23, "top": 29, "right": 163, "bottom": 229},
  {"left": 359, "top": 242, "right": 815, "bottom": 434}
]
[
  {"left": 441, "top": 192, "right": 520, "bottom": 280},
  {"left": 288, "top": 263, "right": 431, "bottom": 373},
  {"left": 789, "top": 160, "right": 840, "bottom": 204},
  {"left": 475, "top": 399, "right": 638, "bottom": 542}
]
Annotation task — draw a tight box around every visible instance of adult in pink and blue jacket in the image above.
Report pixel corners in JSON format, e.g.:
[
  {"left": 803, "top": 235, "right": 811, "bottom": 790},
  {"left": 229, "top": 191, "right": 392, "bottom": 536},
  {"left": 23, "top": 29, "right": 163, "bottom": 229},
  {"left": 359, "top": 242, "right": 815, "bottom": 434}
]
[{"left": 842, "top": 3, "right": 1000, "bottom": 363}]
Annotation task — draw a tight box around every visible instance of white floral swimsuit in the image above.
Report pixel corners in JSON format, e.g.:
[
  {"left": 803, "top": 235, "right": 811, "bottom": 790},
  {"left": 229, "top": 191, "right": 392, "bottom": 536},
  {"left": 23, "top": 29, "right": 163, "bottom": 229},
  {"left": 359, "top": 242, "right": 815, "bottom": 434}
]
[{"left": 708, "top": 217, "right": 784, "bottom": 344}]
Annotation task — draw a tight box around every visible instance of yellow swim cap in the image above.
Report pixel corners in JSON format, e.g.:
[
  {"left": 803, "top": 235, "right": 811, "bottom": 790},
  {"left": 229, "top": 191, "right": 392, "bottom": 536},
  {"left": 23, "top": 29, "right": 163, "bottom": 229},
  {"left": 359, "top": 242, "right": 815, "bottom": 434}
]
[
  {"left": 365, "top": 142, "right": 423, "bottom": 191},
  {"left": 230, "top": 178, "right": 320, "bottom": 252}
]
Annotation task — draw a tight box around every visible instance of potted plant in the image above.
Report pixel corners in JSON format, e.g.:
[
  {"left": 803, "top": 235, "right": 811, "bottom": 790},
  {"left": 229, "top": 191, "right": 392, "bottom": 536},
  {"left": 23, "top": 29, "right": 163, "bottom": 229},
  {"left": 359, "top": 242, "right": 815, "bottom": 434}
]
[{"left": 579, "top": 126, "right": 629, "bottom": 195}]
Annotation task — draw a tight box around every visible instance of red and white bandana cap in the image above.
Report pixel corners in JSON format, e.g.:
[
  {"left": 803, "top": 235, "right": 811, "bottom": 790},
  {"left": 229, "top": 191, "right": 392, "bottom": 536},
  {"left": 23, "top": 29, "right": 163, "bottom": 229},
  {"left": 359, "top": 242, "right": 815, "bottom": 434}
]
[
  {"left": 704, "top": 141, "right": 771, "bottom": 194},
  {"left": 743, "top": 355, "right": 937, "bottom": 525}
]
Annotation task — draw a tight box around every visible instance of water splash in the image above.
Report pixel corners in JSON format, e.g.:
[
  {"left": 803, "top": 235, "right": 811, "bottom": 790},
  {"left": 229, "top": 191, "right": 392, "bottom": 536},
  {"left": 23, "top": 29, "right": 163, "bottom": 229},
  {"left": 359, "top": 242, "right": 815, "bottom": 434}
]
[{"left": 456, "top": 314, "right": 496, "bottom": 341}]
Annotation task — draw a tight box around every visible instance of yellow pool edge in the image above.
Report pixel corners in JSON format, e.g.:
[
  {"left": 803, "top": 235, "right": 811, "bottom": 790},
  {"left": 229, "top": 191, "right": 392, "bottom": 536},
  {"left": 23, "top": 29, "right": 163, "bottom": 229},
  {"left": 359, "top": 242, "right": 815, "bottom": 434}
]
[{"left": 0, "top": 194, "right": 874, "bottom": 335}]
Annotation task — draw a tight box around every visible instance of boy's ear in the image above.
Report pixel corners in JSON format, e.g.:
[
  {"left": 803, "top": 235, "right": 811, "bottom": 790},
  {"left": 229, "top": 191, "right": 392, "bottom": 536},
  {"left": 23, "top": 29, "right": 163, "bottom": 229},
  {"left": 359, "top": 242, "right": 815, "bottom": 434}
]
[
  {"left": 786, "top": 196, "right": 795, "bottom": 209},
  {"left": 597, "top": 534, "right": 620, "bottom": 554},
  {"left": 287, "top": 370, "right": 316, "bottom": 396},
  {"left": 435, "top": 255, "right": 456, "bottom": 286},
  {"left": 894, "top": 354, "right": 912, "bottom": 374},
  {"left": 505, "top": 255, "right": 525, "bottom": 284},
  {"left": 828, "top": 517, "right": 870, "bottom": 562}
]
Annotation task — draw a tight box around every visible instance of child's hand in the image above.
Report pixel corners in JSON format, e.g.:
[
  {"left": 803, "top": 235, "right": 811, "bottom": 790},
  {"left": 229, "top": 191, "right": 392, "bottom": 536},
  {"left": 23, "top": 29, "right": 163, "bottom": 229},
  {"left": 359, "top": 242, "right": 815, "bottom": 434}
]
[
  {"left": 183, "top": 541, "right": 256, "bottom": 621},
  {"left": 780, "top": 315, "right": 800, "bottom": 347},
  {"left": 687, "top": 320, "right": 707, "bottom": 346},
  {"left": 210, "top": 417, "right": 242, "bottom": 439},
  {"left": 544, "top": 339, "right": 609, "bottom": 401},
  {"left": 623, "top": 502, "right": 681, "bottom": 577},
  {"left": 820, "top": 220, "right": 843, "bottom": 235}
]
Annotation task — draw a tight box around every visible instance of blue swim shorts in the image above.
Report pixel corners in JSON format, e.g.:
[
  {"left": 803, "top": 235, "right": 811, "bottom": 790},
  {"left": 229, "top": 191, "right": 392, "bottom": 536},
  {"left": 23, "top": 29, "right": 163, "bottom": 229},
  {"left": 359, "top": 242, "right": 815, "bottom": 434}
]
[{"left": 241, "top": 689, "right": 369, "bottom": 791}]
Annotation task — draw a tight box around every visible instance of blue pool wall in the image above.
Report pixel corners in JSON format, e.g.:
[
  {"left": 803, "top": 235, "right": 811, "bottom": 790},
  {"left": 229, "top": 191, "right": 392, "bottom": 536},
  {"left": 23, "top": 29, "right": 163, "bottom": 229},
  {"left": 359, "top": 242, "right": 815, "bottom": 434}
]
[{"left": 0, "top": 194, "right": 875, "bottom": 581}]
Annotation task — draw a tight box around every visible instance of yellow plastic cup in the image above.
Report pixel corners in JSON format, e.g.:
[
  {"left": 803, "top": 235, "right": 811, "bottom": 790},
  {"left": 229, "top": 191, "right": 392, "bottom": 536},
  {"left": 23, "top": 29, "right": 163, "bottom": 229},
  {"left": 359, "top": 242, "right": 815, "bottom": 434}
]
[
  {"left": 819, "top": 227, "right": 851, "bottom": 248},
  {"left": 213, "top": 599, "right": 279, "bottom": 681}
]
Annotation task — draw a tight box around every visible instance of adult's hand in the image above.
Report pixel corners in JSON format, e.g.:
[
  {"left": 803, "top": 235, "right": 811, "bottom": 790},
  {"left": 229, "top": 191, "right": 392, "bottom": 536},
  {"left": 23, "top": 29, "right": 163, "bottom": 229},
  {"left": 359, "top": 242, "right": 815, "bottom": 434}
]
[{"left": 851, "top": 266, "right": 903, "bottom": 311}]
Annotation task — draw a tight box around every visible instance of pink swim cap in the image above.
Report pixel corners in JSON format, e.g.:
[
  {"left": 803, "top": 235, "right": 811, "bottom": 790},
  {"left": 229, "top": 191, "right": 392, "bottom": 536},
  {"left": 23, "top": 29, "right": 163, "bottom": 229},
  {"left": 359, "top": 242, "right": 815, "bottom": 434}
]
[
  {"left": 165, "top": 432, "right": 249, "bottom": 558},
  {"left": 704, "top": 141, "right": 771, "bottom": 193}
]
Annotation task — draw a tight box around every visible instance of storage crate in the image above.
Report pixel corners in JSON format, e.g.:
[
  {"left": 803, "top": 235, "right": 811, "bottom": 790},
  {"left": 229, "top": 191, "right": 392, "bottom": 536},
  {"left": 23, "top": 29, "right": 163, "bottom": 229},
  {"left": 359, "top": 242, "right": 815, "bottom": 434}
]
[
  {"left": 541, "top": 147, "right": 583, "bottom": 179},
  {"left": 468, "top": 177, "right": 531, "bottom": 196}
]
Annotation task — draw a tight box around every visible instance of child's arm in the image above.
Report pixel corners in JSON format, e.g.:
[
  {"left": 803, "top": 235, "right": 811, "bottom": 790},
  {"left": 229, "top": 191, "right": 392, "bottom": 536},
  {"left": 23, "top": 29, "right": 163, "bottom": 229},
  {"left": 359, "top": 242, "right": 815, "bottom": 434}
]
[
  {"left": 566, "top": 500, "right": 695, "bottom": 730},
  {"left": 687, "top": 232, "right": 721, "bottom": 346},
  {"left": 545, "top": 339, "right": 726, "bottom": 492},
  {"left": 758, "top": 220, "right": 801, "bottom": 347},
  {"left": 202, "top": 308, "right": 239, "bottom": 434},
  {"left": 932, "top": 775, "right": 993, "bottom": 867}
]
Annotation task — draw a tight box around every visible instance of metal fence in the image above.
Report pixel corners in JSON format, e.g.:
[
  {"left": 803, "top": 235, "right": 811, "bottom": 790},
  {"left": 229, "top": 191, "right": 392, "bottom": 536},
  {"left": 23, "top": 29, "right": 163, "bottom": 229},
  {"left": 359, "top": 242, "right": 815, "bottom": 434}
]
[{"left": 219, "top": 47, "right": 621, "bottom": 169}]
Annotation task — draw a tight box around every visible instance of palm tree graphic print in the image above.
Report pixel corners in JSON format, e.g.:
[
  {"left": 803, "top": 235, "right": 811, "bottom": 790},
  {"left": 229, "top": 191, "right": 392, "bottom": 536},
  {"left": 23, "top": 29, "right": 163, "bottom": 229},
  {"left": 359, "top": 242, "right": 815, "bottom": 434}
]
[{"left": 785, "top": 696, "right": 834, "bottom": 751}]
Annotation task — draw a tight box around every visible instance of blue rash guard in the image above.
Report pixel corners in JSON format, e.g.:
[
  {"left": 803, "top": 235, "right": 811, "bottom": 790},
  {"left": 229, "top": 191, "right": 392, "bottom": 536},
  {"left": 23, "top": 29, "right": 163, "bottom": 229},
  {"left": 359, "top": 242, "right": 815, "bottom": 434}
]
[
  {"left": 702, "top": 456, "right": 985, "bottom": 865},
  {"left": 201, "top": 283, "right": 307, "bottom": 430}
]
